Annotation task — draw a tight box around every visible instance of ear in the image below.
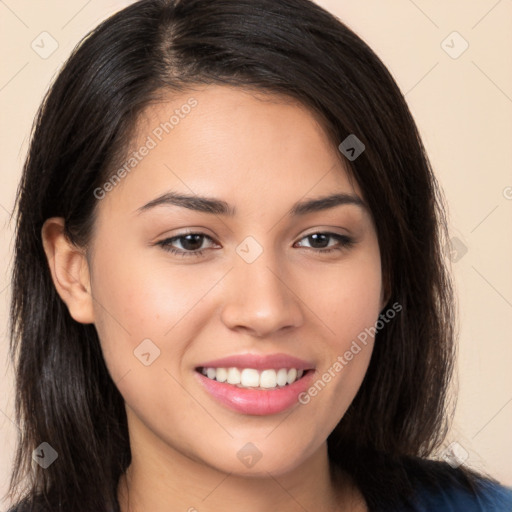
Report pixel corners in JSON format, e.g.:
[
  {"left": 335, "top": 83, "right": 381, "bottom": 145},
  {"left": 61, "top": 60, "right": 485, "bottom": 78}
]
[{"left": 41, "top": 217, "right": 95, "bottom": 324}]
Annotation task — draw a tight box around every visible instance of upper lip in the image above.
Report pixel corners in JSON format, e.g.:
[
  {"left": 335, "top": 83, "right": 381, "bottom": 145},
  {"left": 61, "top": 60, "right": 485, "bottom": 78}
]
[{"left": 196, "top": 353, "right": 315, "bottom": 371}]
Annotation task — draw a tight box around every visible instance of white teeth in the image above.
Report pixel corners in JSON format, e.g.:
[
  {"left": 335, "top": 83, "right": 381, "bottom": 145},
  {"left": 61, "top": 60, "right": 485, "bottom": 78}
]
[
  {"left": 287, "top": 368, "right": 297, "bottom": 384},
  {"left": 227, "top": 367, "right": 241, "bottom": 385},
  {"left": 260, "top": 369, "right": 277, "bottom": 388},
  {"left": 216, "top": 367, "right": 227, "bottom": 382},
  {"left": 200, "top": 367, "right": 306, "bottom": 389},
  {"left": 276, "top": 368, "right": 288, "bottom": 386},
  {"left": 240, "top": 368, "right": 260, "bottom": 387}
]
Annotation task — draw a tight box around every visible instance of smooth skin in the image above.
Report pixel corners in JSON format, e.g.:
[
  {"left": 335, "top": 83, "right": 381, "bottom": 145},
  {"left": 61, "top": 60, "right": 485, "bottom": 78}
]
[{"left": 42, "top": 84, "right": 388, "bottom": 511}]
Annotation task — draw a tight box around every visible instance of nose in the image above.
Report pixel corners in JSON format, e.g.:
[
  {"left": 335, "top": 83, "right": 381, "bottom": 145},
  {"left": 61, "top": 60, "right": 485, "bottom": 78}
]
[{"left": 220, "top": 247, "right": 304, "bottom": 337}]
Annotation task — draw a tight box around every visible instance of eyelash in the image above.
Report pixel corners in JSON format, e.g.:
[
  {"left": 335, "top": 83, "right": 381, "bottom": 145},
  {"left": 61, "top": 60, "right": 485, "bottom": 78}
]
[{"left": 155, "top": 231, "right": 355, "bottom": 258}]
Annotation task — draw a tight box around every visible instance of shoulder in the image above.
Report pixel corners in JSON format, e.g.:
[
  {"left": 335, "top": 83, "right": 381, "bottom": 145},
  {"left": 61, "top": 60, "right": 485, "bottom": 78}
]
[{"left": 399, "top": 456, "right": 512, "bottom": 511}]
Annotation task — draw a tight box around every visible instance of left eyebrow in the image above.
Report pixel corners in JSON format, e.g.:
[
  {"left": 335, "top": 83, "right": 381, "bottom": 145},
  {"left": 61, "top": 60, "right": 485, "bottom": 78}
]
[
  {"left": 135, "top": 191, "right": 366, "bottom": 216},
  {"left": 289, "top": 192, "right": 366, "bottom": 216}
]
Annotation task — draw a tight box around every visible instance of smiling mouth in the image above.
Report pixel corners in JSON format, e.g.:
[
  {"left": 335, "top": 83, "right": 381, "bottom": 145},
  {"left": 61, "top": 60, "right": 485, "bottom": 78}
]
[{"left": 196, "top": 367, "right": 311, "bottom": 390}]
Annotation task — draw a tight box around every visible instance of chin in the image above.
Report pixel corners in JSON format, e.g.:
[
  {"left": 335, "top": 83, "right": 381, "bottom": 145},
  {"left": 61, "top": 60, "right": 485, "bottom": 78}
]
[{"left": 196, "top": 439, "right": 319, "bottom": 478}]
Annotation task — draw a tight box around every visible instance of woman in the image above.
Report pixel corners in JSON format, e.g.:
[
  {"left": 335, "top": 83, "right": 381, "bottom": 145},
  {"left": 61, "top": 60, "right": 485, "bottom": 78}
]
[{"left": 6, "top": 0, "right": 512, "bottom": 510}]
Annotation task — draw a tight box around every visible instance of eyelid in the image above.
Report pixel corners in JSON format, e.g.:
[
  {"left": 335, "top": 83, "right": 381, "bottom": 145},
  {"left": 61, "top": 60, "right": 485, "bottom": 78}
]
[
  {"left": 299, "top": 226, "right": 353, "bottom": 238},
  {"left": 155, "top": 229, "right": 356, "bottom": 258},
  {"left": 156, "top": 227, "right": 352, "bottom": 245}
]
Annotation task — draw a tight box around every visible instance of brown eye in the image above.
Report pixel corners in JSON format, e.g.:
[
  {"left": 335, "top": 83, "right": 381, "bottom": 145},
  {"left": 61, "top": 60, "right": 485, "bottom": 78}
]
[
  {"left": 295, "top": 233, "right": 354, "bottom": 253},
  {"left": 156, "top": 233, "right": 217, "bottom": 257}
]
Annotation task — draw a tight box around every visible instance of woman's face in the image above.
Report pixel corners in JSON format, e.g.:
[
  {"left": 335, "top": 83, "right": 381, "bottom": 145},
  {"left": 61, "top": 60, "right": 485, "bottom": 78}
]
[{"left": 85, "top": 84, "right": 386, "bottom": 476}]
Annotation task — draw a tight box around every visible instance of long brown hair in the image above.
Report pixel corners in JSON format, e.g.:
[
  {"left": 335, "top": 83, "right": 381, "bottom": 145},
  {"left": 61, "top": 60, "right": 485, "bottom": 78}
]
[{"left": 7, "top": 1, "right": 493, "bottom": 510}]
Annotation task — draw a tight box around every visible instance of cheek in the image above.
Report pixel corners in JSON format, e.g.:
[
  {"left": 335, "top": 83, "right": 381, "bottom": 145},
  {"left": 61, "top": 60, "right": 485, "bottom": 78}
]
[
  {"left": 302, "top": 245, "right": 382, "bottom": 406},
  {"left": 89, "top": 255, "right": 206, "bottom": 425},
  {"left": 310, "top": 246, "right": 383, "bottom": 344},
  {"left": 89, "top": 240, "right": 226, "bottom": 385},
  {"left": 88, "top": 242, "right": 179, "bottom": 376}
]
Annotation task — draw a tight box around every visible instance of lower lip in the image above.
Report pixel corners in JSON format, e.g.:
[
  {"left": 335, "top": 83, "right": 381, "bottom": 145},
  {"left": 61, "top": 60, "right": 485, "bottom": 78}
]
[{"left": 195, "top": 370, "right": 315, "bottom": 416}]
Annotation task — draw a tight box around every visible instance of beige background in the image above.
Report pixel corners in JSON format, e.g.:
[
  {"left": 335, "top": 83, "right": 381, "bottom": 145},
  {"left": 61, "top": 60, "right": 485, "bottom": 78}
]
[{"left": 1, "top": 0, "right": 511, "bottom": 507}]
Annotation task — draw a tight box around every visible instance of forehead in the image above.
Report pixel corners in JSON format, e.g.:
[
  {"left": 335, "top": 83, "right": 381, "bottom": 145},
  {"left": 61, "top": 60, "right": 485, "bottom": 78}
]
[{"left": 99, "top": 84, "right": 362, "bottom": 216}]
